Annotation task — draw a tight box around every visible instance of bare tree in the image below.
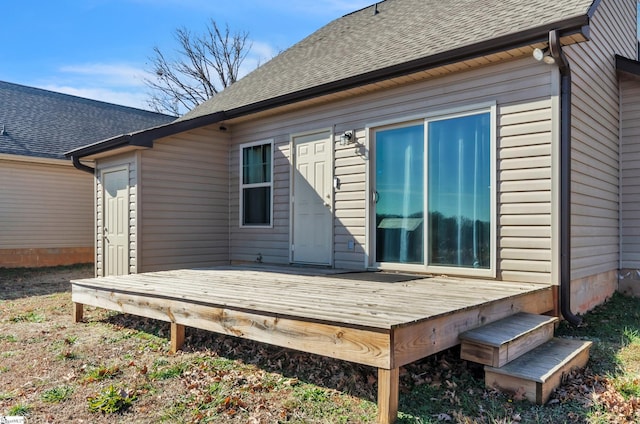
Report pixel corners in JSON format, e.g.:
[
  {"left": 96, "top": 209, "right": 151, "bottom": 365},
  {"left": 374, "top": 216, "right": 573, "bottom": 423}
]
[{"left": 145, "top": 20, "right": 251, "bottom": 116}]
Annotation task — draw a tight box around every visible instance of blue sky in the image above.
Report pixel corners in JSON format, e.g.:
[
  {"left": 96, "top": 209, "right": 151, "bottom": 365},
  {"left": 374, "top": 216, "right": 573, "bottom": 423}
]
[
  {"left": 1, "top": 0, "right": 371, "bottom": 111},
  {"left": 2, "top": 2, "right": 639, "bottom": 113}
]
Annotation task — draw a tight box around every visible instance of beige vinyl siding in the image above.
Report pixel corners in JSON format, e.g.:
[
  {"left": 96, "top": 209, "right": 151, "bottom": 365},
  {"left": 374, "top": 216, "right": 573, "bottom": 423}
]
[
  {"left": 499, "top": 100, "right": 554, "bottom": 283},
  {"left": 621, "top": 77, "right": 640, "bottom": 269},
  {"left": 229, "top": 56, "right": 556, "bottom": 281},
  {"left": 229, "top": 139, "right": 291, "bottom": 264},
  {"left": 564, "top": 0, "right": 637, "bottom": 280},
  {"left": 95, "top": 153, "right": 138, "bottom": 276},
  {"left": 0, "top": 158, "right": 93, "bottom": 248},
  {"left": 139, "top": 127, "right": 229, "bottom": 271},
  {"left": 334, "top": 130, "right": 367, "bottom": 269}
]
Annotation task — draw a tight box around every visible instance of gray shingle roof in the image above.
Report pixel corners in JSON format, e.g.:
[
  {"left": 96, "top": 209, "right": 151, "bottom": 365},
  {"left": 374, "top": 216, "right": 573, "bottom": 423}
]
[
  {"left": 0, "top": 81, "right": 175, "bottom": 159},
  {"left": 181, "top": 0, "right": 595, "bottom": 121}
]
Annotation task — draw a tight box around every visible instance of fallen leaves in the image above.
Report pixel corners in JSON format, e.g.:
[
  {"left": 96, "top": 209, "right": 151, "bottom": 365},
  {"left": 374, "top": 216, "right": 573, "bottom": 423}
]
[
  {"left": 3, "top": 266, "right": 640, "bottom": 423},
  {"left": 511, "top": 386, "right": 527, "bottom": 402},
  {"left": 218, "top": 395, "right": 247, "bottom": 415},
  {"left": 553, "top": 367, "right": 640, "bottom": 423},
  {"left": 591, "top": 379, "right": 640, "bottom": 423}
]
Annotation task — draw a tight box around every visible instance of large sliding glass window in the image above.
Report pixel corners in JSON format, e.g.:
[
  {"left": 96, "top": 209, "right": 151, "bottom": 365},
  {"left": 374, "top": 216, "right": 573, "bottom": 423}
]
[
  {"left": 375, "top": 124, "right": 424, "bottom": 264},
  {"left": 427, "top": 112, "right": 491, "bottom": 269},
  {"left": 372, "top": 107, "right": 494, "bottom": 275}
]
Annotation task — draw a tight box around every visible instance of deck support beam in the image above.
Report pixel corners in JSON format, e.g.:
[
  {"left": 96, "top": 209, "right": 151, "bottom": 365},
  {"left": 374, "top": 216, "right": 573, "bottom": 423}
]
[
  {"left": 170, "top": 323, "right": 185, "bottom": 354},
  {"left": 73, "top": 302, "right": 84, "bottom": 323},
  {"left": 551, "top": 285, "right": 560, "bottom": 317},
  {"left": 377, "top": 367, "right": 399, "bottom": 424}
]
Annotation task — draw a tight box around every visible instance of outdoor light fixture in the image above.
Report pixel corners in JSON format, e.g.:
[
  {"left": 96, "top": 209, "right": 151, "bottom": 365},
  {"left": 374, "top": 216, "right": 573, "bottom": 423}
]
[
  {"left": 533, "top": 47, "right": 555, "bottom": 64},
  {"left": 340, "top": 131, "right": 354, "bottom": 146}
]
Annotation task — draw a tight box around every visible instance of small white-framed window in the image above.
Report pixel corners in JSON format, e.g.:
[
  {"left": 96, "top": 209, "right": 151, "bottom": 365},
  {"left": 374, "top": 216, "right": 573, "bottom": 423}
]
[{"left": 239, "top": 140, "right": 273, "bottom": 227}]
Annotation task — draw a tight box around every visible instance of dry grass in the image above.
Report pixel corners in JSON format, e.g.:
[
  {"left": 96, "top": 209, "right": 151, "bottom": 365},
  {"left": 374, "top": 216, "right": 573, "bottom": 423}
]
[
  {"left": 1, "top": 265, "right": 639, "bottom": 423},
  {"left": 0, "top": 265, "right": 377, "bottom": 423}
]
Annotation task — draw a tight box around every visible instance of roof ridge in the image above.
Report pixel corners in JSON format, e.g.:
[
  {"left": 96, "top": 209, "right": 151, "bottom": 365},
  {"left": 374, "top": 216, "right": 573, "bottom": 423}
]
[{"left": 341, "top": 1, "right": 382, "bottom": 18}]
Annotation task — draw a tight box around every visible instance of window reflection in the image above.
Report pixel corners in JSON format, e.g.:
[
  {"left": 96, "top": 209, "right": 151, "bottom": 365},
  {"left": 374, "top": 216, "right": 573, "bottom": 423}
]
[
  {"left": 428, "top": 113, "right": 491, "bottom": 268},
  {"left": 375, "top": 125, "right": 424, "bottom": 264},
  {"left": 373, "top": 112, "right": 492, "bottom": 270},
  {"left": 241, "top": 142, "right": 272, "bottom": 226}
]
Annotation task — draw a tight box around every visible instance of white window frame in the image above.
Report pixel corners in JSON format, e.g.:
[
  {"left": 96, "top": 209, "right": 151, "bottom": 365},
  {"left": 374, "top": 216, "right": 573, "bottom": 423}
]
[
  {"left": 424, "top": 105, "right": 497, "bottom": 278},
  {"left": 367, "top": 102, "right": 497, "bottom": 278},
  {"left": 239, "top": 139, "right": 274, "bottom": 228}
]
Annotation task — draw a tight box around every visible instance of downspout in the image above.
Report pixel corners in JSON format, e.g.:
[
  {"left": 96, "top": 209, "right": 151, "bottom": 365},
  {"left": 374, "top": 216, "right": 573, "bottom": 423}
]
[
  {"left": 549, "top": 30, "right": 582, "bottom": 326},
  {"left": 72, "top": 155, "right": 95, "bottom": 174}
]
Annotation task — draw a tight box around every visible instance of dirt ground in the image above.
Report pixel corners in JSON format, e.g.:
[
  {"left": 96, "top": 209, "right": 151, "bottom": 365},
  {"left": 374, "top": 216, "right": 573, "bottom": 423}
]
[
  {"left": 0, "top": 265, "right": 380, "bottom": 423},
  {"left": 3, "top": 265, "right": 638, "bottom": 423}
]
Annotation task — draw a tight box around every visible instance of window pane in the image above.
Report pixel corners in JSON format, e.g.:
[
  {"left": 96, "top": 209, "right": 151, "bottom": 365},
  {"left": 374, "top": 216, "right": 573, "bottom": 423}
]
[
  {"left": 428, "top": 113, "right": 491, "bottom": 268},
  {"left": 375, "top": 125, "right": 424, "bottom": 264},
  {"left": 243, "top": 144, "right": 271, "bottom": 184},
  {"left": 243, "top": 187, "right": 271, "bottom": 225}
]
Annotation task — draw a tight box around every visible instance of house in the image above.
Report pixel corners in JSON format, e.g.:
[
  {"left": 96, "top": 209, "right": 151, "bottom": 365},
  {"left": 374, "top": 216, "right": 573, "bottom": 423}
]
[
  {"left": 0, "top": 81, "right": 175, "bottom": 268},
  {"left": 65, "top": 2, "right": 640, "bottom": 420},
  {"left": 67, "top": 0, "right": 640, "bottom": 319}
]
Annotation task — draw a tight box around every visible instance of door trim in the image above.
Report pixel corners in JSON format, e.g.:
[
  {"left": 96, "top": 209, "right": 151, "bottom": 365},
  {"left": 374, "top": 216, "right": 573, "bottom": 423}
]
[
  {"left": 100, "top": 165, "right": 130, "bottom": 277},
  {"left": 289, "top": 128, "right": 334, "bottom": 266}
]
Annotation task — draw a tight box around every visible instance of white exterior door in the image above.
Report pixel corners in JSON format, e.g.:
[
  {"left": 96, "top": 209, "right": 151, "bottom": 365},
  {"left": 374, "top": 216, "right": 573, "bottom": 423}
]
[
  {"left": 292, "top": 131, "right": 332, "bottom": 264},
  {"left": 103, "top": 168, "right": 129, "bottom": 276}
]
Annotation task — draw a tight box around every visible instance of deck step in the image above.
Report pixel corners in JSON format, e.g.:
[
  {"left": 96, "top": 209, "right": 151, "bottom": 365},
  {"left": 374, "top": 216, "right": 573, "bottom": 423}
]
[
  {"left": 484, "top": 337, "right": 592, "bottom": 404},
  {"left": 460, "top": 312, "right": 558, "bottom": 367}
]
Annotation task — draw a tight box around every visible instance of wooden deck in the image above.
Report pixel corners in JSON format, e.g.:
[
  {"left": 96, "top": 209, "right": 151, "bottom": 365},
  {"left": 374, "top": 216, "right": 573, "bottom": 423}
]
[{"left": 71, "top": 265, "right": 554, "bottom": 424}]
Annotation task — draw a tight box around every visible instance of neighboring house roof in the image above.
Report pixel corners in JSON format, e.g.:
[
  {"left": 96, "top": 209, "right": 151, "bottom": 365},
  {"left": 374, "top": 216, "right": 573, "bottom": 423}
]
[
  {"left": 0, "top": 80, "right": 175, "bottom": 160},
  {"left": 68, "top": 0, "right": 598, "bottom": 159}
]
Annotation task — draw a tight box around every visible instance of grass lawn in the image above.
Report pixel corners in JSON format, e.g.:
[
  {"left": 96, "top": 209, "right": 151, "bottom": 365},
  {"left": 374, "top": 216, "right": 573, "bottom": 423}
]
[{"left": 1, "top": 265, "right": 639, "bottom": 423}]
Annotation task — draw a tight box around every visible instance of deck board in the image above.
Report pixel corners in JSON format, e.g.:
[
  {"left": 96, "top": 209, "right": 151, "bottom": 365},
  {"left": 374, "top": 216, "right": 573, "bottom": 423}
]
[
  {"left": 72, "top": 265, "right": 555, "bottom": 424},
  {"left": 72, "top": 266, "right": 550, "bottom": 330}
]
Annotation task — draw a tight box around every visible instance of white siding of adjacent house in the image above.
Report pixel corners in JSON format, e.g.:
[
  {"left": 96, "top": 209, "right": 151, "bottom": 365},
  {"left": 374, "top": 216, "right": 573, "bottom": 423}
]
[
  {"left": 0, "top": 157, "right": 93, "bottom": 249},
  {"left": 564, "top": 0, "right": 637, "bottom": 281},
  {"left": 621, "top": 77, "right": 640, "bottom": 269},
  {"left": 228, "top": 57, "right": 557, "bottom": 282},
  {"left": 139, "top": 127, "right": 230, "bottom": 271},
  {"left": 95, "top": 153, "right": 138, "bottom": 276}
]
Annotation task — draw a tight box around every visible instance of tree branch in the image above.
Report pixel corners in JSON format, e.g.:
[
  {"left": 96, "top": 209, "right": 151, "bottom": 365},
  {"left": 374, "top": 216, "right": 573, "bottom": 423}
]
[{"left": 144, "top": 20, "right": 251, "bottom": 115}]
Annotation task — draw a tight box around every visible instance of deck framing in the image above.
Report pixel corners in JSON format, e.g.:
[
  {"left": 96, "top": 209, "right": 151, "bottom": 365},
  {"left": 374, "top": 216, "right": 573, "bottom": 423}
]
[{"left": 71, "top": 266, "right": 554, "bottom": 424}]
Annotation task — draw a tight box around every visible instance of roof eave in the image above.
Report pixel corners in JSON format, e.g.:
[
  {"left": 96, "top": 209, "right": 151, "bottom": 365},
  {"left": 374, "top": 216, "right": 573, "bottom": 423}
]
[
  {"left": 66, "top": 112, "right": 226, "bottom": 159},
  {"left": 221, "top": 15, "right": 590, "bottom": 120},
  {"left": 68, "top": 14, "right": 590, "bottom": 160},
  {"left": 616, "top": 54, "right": 640, "bottom": 79},
  {"left": 0, "top": 152, "right": 73, "bottom": 166},
  {"left": 65, "top": 134, "right": 139, "bottom": 158}
]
